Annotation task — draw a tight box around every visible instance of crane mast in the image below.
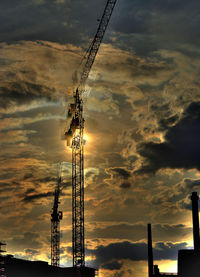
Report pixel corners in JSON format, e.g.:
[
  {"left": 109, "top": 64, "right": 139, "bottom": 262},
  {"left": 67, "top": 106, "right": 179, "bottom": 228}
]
[
  {"left": 65, "top": 0, "right": 117, "bottom": 268},
  {"left": 51, "top": 174, "right": 63, "bottom": 267}
]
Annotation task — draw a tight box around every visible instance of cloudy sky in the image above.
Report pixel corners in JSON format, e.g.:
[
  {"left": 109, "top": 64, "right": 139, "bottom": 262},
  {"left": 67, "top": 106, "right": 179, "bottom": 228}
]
[{"left": 1, "top": 0, "right": 200, "bottom": 276}]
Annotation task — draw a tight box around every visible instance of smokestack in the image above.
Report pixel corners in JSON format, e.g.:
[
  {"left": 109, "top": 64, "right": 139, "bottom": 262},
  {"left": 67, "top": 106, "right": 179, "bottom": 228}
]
[
  {"left": 147, "top": 224, "right": 154, "bottom": 277},
  {"left": 191, "top": 192, "right": 200, "bottom": 251}
]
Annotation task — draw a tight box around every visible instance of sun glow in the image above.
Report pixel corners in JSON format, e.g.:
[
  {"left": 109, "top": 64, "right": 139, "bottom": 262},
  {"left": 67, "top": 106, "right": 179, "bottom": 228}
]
[
  {"left": 84, "top": 133, "right": 91, "bottom": 144},
  {"left": 155, "top": 260, "right": 177, "bottom": 273}
]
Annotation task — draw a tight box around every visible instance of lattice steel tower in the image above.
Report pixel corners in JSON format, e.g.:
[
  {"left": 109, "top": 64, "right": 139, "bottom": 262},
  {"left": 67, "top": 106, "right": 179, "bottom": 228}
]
[
  {"left": 51, "top": 169, "right": 63, "bottom": 267},
  {"left": 65, "top": 0, "right": 117, "bottom": 267}
]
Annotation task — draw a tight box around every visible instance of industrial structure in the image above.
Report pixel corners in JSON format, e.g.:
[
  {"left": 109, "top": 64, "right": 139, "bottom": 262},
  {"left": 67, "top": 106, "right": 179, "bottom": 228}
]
[
  {"left": 147, "top": 224, "right": 177, "bottom": 276},
  {"left": 178, "top": 192, "right": 200, "bottom": 277},
  {"left": 0, "top": 242, "right": 6, "bottom": 277},
  {"left": 51, "top": 166, "right": 63, "bottom": 267},
  {"left": 65, "top": 0, "right": 117, "bottom": 268},
  {"left": 148, "top": 224, "right": 154, "bottom": 277},
  {"left": 147, "top": 191, "right": 200, "bottom": 277}
]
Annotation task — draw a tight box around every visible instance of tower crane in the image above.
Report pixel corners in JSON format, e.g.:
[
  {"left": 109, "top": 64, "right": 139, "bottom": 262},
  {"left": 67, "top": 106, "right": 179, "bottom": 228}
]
[
  {"left": 65, "top": 0, "right": 117, "bottom": 268},
  {"left": 51, "top": 168, "right": 63, "bottom": 267}
]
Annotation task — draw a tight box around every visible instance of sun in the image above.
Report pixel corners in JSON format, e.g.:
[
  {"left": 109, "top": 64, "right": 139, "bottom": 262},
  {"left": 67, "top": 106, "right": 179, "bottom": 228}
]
[{"left": 84, "top": 133, "right": 92, "bottom": 144}]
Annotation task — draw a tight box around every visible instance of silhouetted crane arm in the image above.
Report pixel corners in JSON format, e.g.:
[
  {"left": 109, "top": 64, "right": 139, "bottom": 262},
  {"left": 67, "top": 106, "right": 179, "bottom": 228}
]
[{"left": 79, "top": 0, "right": 117, "bottom": 89}]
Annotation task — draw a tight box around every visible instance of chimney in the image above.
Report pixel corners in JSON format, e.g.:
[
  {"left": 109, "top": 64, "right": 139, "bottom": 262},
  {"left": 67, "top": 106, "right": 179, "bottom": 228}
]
[
  {"left": 191, "top": 192, "right": 200, "bottom": 251},
  {"left": 147, "top": 224, "right": 154, "bottom": 277}
]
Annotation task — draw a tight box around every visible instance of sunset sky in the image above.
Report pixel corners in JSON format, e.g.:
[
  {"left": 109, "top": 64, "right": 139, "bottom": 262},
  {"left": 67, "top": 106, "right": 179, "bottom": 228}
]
[{"left": 1, "top": 0, "right": 200, "bottom": 276}]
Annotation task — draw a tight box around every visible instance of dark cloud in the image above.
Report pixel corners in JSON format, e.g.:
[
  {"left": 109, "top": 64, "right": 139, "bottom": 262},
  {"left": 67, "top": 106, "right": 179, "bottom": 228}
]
[
  {"left": 25, "top": 175, "right": 52, "bottom": 186},
  {"left": 153, "top": 241, "right": 187, "bottom": 260},
  {"left": 110, "top": 168, "right": 131, "bottom": 179},
  {"left": 62, "top": 181, "right": 71, "bottom": 189},
  {"left": 1, "top": 0, "right": 200, "bottom": 57},
  {"left": 179, "top": 179, "right": 200, "bottom": 195},
  {"left": 106, "top": 0, "right": 200, "bottom": 57},
  {"left": 89, "top": 223, "right": 191, "bottom": 242},
  {"left": 9, "top": 232, "right": 42, "bottom": 251},
  {"left": 120, "top": 182, "right": 131, "bottom": 189},
  {"left": 36, "top": 176, "right": 57, "bottom": 183},
  {"left": 23, "top": 191, "right": 53, "bottom": 202},
  {"left": 113, "top": 271, "right": 127, "bottom": 277},
  {"left": 23, "top": 173, "right": 34, "bottom": 180},
  {"left": 175, "top": 178, "right": 200, "bottom": 210},
  {"left": 0, "top": 81, "right": 57, "bottom": 108},
  {"left": 0, "top": 41, "right": 81, "bottom": 113},
  {"left": 102, "top": 260, "right": 123, "bottom": 270},
  {"left": 87, "top": 240, "right": 187, "bottom": 269},
  {"left": 138, "top": 102, "right": 200, "bottom": 173},
  {"left": 0, "top": 0, "right": 111, "bottom": 46},
  {"left": 25, "top": 188, "right": 36, "bottom": 194},
  {"left": 0, "top": 181, "right": 23, "bottom": 195},
  {"left": 25, "top": 249, "right": 40, "bottom": 255},
  {"left": 0, "top": 182, "right": 13, "bottom": 190},
  {"left": 159, "top": 114, "right": 179, "bottom": 131}
]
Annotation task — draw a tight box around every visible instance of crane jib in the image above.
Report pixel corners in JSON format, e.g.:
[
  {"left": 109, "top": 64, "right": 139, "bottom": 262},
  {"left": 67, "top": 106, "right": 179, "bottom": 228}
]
[{"left": 79, "top": 0, "right": 117, "bottom": 88}]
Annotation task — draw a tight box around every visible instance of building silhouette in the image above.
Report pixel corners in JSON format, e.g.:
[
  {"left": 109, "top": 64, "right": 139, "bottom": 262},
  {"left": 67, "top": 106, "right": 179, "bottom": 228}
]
[
  {"left": 178, "top": 192, "right": 200, "bottom": 277},
  {"left": 1, "top": 254, "right": 96, "bottom": 277},
  {"left": 148, "top": 192, "right": 200, "bottom": 277}
]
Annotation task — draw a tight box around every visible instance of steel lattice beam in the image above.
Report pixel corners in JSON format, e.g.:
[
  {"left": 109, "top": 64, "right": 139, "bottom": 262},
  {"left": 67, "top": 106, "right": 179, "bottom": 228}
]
[
  {"left": 51, "top": 221, "right": 60, "bottom": 267},
  {"left": 51, "top": 176, "right": 63, "bottom": 267},
  {"left": 72, "top": 92, "right": 85, "bottom": 267},
  {"left": 79, "top": 0, "right": 117, "bottom": 88}
]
